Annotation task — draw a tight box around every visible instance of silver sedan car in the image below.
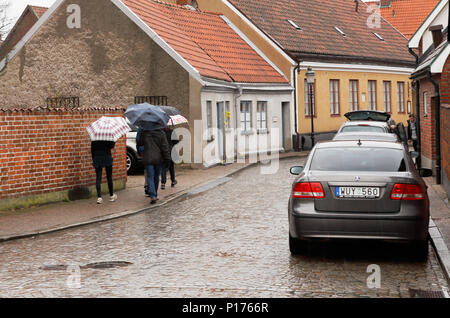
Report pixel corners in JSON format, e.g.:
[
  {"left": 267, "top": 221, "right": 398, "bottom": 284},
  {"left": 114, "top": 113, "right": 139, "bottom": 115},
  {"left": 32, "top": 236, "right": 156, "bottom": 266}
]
[{"left": 288, "top": 140, "right": 430, "bottom": 259}]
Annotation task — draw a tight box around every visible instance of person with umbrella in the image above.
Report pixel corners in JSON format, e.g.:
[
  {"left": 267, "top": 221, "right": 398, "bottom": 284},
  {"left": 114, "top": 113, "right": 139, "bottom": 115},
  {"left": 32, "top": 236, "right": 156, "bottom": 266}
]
[
  {"left": 126, "top": 104, "right": 172, "bottom": 204},
  {"left": 86, "top": 116, "right": 130, "bottom": 204}
]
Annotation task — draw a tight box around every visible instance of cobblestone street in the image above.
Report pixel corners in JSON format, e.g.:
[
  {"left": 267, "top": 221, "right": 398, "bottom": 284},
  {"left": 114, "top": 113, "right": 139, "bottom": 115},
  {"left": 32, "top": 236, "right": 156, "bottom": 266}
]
[{"left": 0, "top": 158, "right": 448, "bottom": 298}]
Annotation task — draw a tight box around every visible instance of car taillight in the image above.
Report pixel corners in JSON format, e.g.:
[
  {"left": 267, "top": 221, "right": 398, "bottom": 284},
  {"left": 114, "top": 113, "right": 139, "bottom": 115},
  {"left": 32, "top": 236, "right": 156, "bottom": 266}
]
[
  {"left": 390, "top": 184, "right": 424, "bottom": 200},
  {"left": 293, "top": 182, "right": 325, "bottom": 198}
]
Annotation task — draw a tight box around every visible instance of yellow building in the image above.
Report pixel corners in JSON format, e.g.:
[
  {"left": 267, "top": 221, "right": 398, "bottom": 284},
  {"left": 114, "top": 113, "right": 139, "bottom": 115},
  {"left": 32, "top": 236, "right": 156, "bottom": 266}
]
[{"left": 168, "top": 0, "right": 416, "bottom": 148}]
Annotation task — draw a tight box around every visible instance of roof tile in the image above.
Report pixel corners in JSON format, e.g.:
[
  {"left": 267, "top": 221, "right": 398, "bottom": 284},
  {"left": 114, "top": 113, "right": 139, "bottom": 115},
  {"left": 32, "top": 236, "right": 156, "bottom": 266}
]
[
  {"left": 123, "top": 0, "right": 287, "bottom": 83},
  {"left": 229, "top": 0, "right": 415, "bottom": 65}
]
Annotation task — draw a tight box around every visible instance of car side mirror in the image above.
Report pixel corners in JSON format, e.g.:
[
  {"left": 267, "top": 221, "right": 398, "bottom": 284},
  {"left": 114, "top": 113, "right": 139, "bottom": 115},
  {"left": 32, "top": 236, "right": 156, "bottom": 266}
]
[
  {"left": 410, "top": 151, "right": 419, "bottom": 159},
  {"left": 419, "top": 168, "right": 433, "bottom": 178},
  {"left": 290, "top": 166, "right": 304, "bottom": 175}
]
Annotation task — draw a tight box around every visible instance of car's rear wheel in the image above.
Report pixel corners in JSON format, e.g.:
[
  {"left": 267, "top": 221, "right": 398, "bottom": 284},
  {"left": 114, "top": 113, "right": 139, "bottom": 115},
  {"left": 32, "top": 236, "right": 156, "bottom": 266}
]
[
  {"left": 410, "top": 239, "right": 429, "bottom": 261},
  {"left": 126, "top": 149, "right": 137, "bottom": 175},
  {"left": 289, "top": 233, "right": 308, "bottom": 255}
]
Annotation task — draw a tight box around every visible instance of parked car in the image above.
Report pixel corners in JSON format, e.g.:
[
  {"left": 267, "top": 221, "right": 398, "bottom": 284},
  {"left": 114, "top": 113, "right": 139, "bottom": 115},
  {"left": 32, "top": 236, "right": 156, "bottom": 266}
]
[
  {"left": 288, "top": 140, "right": 431, "bottom": 259},
  {"left": 333, "top": 132, "right": 399, "bottom": 142},
  {"left": 126, "top": 122, "right": 142, "bottom": 174},
  {"left": 338, "top": 110, "right": 408, "bottom": 144}
]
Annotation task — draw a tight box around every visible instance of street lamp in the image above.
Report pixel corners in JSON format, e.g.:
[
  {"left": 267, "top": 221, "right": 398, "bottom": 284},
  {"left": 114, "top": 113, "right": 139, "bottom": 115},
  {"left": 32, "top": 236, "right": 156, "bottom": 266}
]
[{"left": 305, "top": 66, "right": 315, "bottom": 148}]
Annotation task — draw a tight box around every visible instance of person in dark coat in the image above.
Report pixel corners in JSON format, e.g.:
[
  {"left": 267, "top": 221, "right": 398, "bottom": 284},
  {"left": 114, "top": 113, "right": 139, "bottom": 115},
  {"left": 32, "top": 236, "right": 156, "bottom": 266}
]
[
  {"left": 407, "top": 114, "right": 418, "bottom": 152},
  {"left": 161, "top": 127, "right": 179, "bottom": 189},
  {"left": 137, "top": 129, "right": 171, "bottom": 204},
  {"left": 91, "top": 140, "right": 117, "bottom": 204},
  {"left": 136, "top": 128, "right": 149, "bottom": 197}
]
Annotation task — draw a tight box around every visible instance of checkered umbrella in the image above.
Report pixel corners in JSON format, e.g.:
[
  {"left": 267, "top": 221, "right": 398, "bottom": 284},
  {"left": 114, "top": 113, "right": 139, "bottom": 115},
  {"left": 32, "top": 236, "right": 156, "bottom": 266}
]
[
  {"left": 168, "top": 114, "right": 188, "bottom": 126},
  {"left": 86, "top": 116, "right": 130, "bottom": 142}
]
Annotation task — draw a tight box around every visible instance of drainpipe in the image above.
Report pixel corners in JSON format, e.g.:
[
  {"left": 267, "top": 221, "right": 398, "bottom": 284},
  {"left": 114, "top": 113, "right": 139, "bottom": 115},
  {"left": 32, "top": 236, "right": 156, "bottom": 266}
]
[
  {"left": 408, "top": 47, "right": 419, "bottom": 65},
  {"left": 234, "top": 85, "right": 242, "bottom": 160},
  {"left": 427, "top": 71, "right": 441, "bottom": 184},
  {"left": 413, "top": 80, "right": 422, "bottom": 169},
  {"left": 293, "top": 61, "right": 301, "bottom": 151}
]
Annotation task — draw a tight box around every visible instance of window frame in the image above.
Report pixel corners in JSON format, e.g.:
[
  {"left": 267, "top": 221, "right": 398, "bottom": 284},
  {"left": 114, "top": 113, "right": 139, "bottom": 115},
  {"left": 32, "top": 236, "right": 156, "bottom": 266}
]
[
  {"left": 349, "top": 80, "right": 359, "bottom": 112},
  {"left": 304, "top": 79, "right": 316, "bottom": 117},
  {"left": 240, "top": 100, "right": 253, "bottom": 133},
  {"left": 423, "top": 92, "right": 428, "bottom": 117},
  {"left": 397, "top": 82, "right": 405, "bottom": 113},
  {"left": 256, "top": 101, "right": 268, "bottom": 132},
  {"left": 368, "top": 80, "right": 377, "bottom": 111},
  {"left": 383, "top": 81, "right": 392, "bottom": 113},
  {"left": 330, "top": 79, "right": 340, "bottom": 116}
]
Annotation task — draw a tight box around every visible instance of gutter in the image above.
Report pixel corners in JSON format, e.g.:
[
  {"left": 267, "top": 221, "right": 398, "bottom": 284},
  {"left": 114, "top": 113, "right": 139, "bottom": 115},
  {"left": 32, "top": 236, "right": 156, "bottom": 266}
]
[{"left": 427, "top": 71, "right": 442, "bottom": 185}]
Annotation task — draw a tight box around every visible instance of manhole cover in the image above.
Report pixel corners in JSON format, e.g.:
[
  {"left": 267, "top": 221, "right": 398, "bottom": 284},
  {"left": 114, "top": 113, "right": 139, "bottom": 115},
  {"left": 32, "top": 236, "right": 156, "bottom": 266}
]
[{"left": 409, "top": 289, "right": 445, "bottom": 298}]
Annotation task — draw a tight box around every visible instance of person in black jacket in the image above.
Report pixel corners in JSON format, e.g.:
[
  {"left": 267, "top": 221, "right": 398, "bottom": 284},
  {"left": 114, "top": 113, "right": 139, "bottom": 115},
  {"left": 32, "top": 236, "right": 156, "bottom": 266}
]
[
  {"left": 161, "top": 127, "right": 179, "bottom": 190},
  {"left": 407, "top": 114, "right": 418, "bottom": 152},
  {"left": 137, "top": 129, "right": 171, "bottom": 204},
  {"left": 91, "top": 140, "right": 117, "bottom": 204}
]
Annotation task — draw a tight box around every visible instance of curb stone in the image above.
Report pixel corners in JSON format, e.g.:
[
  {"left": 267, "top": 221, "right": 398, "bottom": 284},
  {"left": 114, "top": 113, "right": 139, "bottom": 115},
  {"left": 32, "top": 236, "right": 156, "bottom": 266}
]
[
  {"left": 429, "top": 219, "right": 450, "bottom": 285},
  {"left": 0, "top": 155, "right": 303, "bottom": 243}
]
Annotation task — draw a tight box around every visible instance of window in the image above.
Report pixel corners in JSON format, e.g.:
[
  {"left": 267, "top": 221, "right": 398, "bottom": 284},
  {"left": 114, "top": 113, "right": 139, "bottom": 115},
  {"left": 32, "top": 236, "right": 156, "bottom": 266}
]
[
  {"left": 423, "top": 92, "right": 428, "bottom": 116},
  {"left": 397, "top": 82, "right": 405, "bottom": 113},
  {"left": 206, "top": 101, "right": 213, "bottom": 139},
  {"left": 304, "top": 79, "right": 315, "bottom": 116},
  {"left": 287, "top": 19, "right": 301, "bottom": 31},
  {"left": 330, "top": 80, "right": 340, "bottom": 115},
  {"left": 368, "top": 80, "right": 377, "bottom": 110},
  {"left": 383, "top": 81, "right": 391, "bottom": 113},
  {"left": 334, "top": 26, "right": 346, "bottom": 37},
  {"left": 373, "top": 32, "right": 384, "bottom": 41},
  {"left": 224, "top": 101, "right": 231, "bottom": 129},
  {"left": 240, "top": 101, "right": 252, "bottom": 132},
  {"left": 310, "top": 148, "right": 407, "bottom": 172},
  {"left": 257, "top": 101, "right": 268, "bottom": 131},
  {"left": 349, "top": 80, "right": 359, "bottom": 111}
]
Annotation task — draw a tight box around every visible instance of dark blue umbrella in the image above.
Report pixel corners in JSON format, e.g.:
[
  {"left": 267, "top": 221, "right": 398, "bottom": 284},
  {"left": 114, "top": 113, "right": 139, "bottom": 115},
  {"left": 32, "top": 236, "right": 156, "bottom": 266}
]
[{"left": 124, "top": 103, "right": 170, "bottom": 131}]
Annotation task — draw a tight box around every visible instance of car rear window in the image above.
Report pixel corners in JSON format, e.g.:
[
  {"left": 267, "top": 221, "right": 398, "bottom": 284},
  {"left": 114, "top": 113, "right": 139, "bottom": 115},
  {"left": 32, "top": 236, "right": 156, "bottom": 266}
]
[
  {"left": 310, "top": 147, "right": 407, "bottom": 172},
  {"left": 341, "top": 125, "right": 385, "bottom": 133}
]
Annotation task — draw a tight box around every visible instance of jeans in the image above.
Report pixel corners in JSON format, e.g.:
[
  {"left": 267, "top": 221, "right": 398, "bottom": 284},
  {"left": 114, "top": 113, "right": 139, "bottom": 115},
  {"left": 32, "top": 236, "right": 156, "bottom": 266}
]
[
  {"left": 95, "top": 166, "right": 113, "bottom": 197},
  {"left": 161, "top": 160, "right": 176, "bottom": 184},
  {"left": 146, "top": 165, "right": 161, "bottom": 198}
]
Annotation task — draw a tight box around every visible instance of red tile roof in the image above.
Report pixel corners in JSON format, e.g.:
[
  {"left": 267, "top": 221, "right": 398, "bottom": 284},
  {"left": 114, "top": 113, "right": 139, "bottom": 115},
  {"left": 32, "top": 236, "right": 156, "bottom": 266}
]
[
  {"left": 229, "top": 0, "right": 415, "bottom": 66},
  {"left": 365, "top": 0, "right": 440, "bottom": 39},
  {"left": 123, "top": 0, "right": 287, "bottom": 83},
  {"left": 30, "top": 6, "right": 48, "bottom": 18}
]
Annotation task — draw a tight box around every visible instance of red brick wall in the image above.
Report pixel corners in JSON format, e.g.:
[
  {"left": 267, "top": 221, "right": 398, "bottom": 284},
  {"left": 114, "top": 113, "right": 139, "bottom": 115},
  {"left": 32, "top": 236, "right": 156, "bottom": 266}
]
[
  {"left": 0, "top": 108, "right": 127, "bottom": 201},
  {"left": 418, "top": 77, "right": 439, "bottom": 162}
]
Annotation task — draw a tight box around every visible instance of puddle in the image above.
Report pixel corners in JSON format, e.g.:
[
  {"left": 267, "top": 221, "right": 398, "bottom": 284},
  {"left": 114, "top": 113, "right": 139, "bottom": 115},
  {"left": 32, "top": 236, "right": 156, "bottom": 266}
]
[{"left": 40, "top": 261, "right": 133, "bottom": 270}]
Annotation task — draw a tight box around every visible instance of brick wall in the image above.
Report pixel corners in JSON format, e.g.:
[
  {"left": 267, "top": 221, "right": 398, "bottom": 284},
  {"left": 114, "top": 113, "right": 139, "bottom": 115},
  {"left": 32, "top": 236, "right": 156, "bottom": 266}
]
[
  {"left": 0, "top": 108, "right": 127, "bottom": 201},
  {"left": 441, "top": 56, "right": 450, "bottom": 194},
  {"left": 418, "top": 77, "right": 439, "bottom": 164}
]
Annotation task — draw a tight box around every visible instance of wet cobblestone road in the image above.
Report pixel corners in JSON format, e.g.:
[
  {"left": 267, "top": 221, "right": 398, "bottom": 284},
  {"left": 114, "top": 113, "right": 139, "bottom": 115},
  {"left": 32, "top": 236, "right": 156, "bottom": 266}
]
[{"left": 0, "top": 158, "right": 448, "bottom": 297}]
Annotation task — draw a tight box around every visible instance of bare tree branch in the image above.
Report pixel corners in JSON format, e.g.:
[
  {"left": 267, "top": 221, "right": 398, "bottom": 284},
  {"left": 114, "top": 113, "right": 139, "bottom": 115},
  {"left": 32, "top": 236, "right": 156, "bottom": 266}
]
[{"left": 0, "top": 0, "right": 12, "bottom": 40}]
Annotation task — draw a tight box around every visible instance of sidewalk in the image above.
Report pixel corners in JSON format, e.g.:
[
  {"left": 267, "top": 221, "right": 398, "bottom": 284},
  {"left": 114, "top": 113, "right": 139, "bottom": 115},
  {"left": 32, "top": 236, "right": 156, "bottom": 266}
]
[
  {"left": 425, "top": 177, "right": 450, "bottom": 281},
  {"left": 0, "top": 152, "right": 308, "bottom": 242}
]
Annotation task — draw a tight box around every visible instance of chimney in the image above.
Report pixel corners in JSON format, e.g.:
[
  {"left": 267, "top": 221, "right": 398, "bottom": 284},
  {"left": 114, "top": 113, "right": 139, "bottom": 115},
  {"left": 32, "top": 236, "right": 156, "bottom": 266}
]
[
  {"left": 380, "top": 0, "right": 391, "bottom": 8},
  {"left": 429, "top": 25, "right": 443, "bottom": 48}
]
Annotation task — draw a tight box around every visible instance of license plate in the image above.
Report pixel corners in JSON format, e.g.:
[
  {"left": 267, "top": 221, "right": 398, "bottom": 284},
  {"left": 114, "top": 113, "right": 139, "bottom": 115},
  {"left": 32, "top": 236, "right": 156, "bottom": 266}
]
[{"left": 335, "top": 187, "right": 380, "bottom": 198}]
